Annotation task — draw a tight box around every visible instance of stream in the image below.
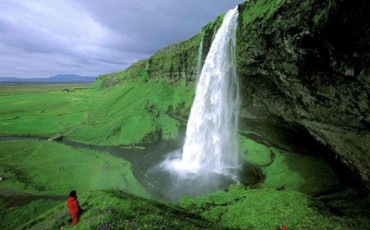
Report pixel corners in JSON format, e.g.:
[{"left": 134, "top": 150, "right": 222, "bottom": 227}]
[{"left": 0, "top": 135, "right": 262, "bottom": 201}]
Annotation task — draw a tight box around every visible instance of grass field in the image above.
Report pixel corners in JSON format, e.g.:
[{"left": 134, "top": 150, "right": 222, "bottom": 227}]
[
  {"left": 0, "top": 80, "right": 194, "bottom": 146},
  {"left": 0, "top": 83, "right": 92, "bottom": 137}
]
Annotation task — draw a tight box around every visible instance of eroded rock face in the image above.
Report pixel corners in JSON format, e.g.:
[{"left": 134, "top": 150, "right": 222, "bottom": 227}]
[{"left": 237, "top": 0, "right": 370, "bottom": 189}]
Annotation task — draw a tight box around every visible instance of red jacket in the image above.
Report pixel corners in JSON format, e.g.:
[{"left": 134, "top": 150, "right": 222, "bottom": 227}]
[{"left": 67, "top": 197, "right": 80, "bottom": 216}]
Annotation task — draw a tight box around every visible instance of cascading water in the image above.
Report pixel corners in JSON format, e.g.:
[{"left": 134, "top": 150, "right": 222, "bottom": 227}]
[
  {"left": 158, "top": 6, "right": 240, "bottom": 196},
  {"left": 167, "top": 6, "right": 240, "bottom": 175},
  {"left": 212, "top": 25, "right": 218, "bottom": 41},
  {"left": 195, "top": 35, "right": 204, "bottom": 83},
  {"left": 142, "top": 6, "right": 241, "bottom": 201}
]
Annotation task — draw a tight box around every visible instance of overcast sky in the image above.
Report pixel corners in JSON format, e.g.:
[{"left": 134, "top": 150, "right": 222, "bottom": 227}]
[{"left": 0, "top": 0, "right": 244, "bottom": 78}]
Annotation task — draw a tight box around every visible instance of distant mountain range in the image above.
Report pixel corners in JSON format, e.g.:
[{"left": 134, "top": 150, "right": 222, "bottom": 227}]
[{"left": 0, "top": 74, "right": 96, "bottom": 83}]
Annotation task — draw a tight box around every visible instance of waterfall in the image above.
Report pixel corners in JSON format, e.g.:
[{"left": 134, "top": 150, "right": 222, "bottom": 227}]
[
  {"left": 163, "top": 6, "right": 240, "bottom": 180},
  {"left": 195, "top": 35, "right": 204, "bottom": 83},
  {"left": 212, "top": 24, "right": 218, "bottom": 41}
]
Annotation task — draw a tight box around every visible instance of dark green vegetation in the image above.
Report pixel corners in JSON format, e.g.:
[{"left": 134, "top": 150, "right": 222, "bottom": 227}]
[
  {"left": 1, "top": 0, "right": 370, "bottom": 229},
  {"left": 0, "top": 199, "right": 60, "bottom": 230},
  {"left": 180, "top": 185, "right": 370, "bottom": 230}
]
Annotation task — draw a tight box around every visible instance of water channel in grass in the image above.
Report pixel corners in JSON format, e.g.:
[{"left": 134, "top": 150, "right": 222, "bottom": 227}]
[{"left": 0, "top": 134, "right": 262, "bottom": 201}]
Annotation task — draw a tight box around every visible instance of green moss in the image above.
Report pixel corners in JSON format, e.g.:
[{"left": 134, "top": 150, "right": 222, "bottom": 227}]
[
  {"left": 239, "top": 135, "right": 340, "bottom": 194},
  {"left": 180, "top": 185, "right": 367, "bottom": 230},
  {"left": 240, "top": 137, "right": 273, "bottom": 166},
  {"left": 262, "top": 147, "right": 340, "bottom": 194},
  {"left": 241, "top": 0, "right": 286, "bottom": 26}
]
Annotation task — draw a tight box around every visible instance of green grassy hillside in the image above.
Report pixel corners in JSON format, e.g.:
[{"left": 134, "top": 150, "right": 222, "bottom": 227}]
[
  {"left": 0, "top": 140, "right": 148, "bottom": 197},
  {"left": 68, "top": 78, "right": 194, "bottom": 146},
  {"left": 3, "top": 187, "right": 369, "bottom": 230},
  {"left": 10, "top": 190, "right": 217, "bottom": 230}
]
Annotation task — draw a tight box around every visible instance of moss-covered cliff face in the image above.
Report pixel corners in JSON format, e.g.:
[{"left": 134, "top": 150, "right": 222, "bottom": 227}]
[
  {"left": 99, "top": 14, "right": 224, "bottom": 87},
  {"left": 97, "top": 0, "right": 370, "bottom": 189},
  {"left": 236, "top": 0, "right": 370, "bottom": 189}
]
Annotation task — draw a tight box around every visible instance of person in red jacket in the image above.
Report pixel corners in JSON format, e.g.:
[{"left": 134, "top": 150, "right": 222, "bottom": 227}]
[{"left": 67, "top": 190, "right": 80, "bottom": 225}]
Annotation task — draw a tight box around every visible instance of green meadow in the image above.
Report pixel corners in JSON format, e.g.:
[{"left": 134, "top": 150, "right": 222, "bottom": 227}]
[
  {"left": 0, "top": 84, "right": 91, "bottom": 137},
  {"left": 1, "top": 80, "right": 369, "bottom": 229},
  {"left": 0, "top": 82, "right": 199, "bottom": 228},
  {"left": 0, "top": 79, "right": 193, "bottom": 145},
  {"left": 0, "top": 80, "right": 193, "bottom": 200}
]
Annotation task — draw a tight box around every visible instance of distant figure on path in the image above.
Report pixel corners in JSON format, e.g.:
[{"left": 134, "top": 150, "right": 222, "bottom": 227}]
[{"left": 67, "top": 190, "right": 80, "bottom": 226}]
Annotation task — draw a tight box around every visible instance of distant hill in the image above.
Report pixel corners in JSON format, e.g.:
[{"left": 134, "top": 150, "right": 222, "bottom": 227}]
[{"left": 0, "top": 74, "right": 96, "bottom": 83}]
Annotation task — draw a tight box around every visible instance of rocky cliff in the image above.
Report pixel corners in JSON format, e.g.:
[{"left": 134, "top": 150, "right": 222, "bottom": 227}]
[
  {"left": 99, "top": 0, "right": 370, "bottom": 190},
  {"left": 236, "top": 0, "right": 370, "bottom": 190}
]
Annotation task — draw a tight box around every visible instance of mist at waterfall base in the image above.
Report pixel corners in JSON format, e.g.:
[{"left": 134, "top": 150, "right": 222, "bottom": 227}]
[{"left": 146, "top": 7, "right": 242, "bottom": 201}]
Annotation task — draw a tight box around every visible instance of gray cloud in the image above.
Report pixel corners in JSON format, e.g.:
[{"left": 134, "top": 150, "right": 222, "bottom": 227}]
[{"left": 0, "top": 0, "right": 244, "bottom": 78}]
